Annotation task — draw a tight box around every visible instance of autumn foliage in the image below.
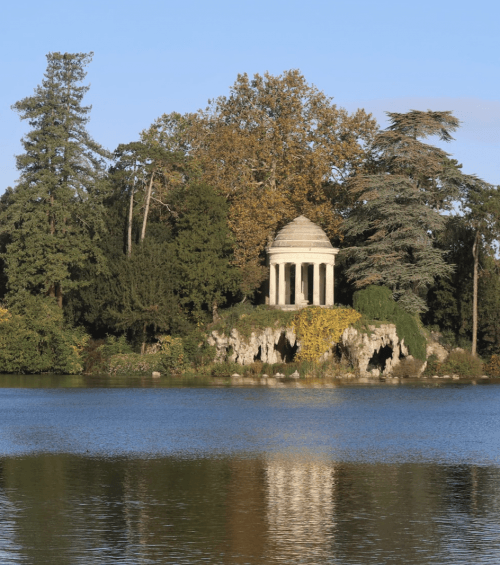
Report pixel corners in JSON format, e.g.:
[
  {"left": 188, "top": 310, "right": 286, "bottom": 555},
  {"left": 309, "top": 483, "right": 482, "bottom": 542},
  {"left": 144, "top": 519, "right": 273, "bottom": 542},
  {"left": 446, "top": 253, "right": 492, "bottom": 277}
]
[{"left": 292, "top": 307, "right": 361, "bottom": 362}]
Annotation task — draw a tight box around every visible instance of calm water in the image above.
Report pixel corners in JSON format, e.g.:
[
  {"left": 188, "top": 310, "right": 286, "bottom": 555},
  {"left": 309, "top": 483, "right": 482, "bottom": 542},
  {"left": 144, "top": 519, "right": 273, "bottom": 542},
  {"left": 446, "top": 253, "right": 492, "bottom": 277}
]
[{"left": 0, "top": 376, "right": 500, "bottom": 564}]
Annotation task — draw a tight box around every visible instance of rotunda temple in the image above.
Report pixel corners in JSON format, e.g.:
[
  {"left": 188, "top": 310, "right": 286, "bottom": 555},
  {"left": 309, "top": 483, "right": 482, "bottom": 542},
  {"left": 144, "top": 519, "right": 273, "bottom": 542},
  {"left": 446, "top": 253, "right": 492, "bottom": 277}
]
[{"left": 267, "top": 216, "right": 339, "bottom": 309}]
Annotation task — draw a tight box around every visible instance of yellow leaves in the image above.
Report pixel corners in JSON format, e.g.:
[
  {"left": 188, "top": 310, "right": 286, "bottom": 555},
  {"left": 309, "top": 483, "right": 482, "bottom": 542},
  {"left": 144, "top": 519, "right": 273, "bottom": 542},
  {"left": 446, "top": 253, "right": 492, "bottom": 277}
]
[
  {"left": 147, "top": 71, "right": 378, "bottom": 294},
  {"left": 0, "top": 308, "right": 11, "bottom": 325},
  {"left": 291, "top": 307, "right": 361, "bottom": 362}
]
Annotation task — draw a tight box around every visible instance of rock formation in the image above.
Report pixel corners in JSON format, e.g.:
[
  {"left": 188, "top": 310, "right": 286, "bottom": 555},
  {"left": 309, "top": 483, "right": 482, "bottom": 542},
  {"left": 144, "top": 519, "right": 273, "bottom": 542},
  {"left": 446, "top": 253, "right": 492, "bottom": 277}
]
[
  {"left": 208, "top": 322, "right": 446, "bottom": 377},
  {"left": 340, "top": 324, "right": 409, "bottom": 376},
  {"left": 207, "top": 327, "right": 298, "bottom": 365}
]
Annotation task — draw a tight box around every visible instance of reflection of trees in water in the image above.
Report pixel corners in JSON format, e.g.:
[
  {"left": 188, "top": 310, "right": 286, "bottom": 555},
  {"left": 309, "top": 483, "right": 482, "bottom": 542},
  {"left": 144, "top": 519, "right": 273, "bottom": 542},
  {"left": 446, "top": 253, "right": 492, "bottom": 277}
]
[
  {"left": 264, "top": 456, "right": 335, "bottom": 562},
  {"left": 2, "top": 455, "right": 500, "bottom": 564}
]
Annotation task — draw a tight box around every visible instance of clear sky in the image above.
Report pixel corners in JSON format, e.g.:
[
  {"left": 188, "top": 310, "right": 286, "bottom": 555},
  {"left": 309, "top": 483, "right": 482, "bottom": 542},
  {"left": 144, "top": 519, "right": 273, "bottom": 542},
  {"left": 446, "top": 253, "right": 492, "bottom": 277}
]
[{"left": 1, "top": 0, "right": 498, "bottom": 192}]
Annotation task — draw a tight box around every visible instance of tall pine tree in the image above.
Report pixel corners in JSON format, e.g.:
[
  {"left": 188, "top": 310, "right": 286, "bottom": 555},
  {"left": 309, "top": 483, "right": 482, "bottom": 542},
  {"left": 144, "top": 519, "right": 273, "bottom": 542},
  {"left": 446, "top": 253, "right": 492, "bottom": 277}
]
[{"left": 1, "top": 52, "right": 109, "bottom": 308}]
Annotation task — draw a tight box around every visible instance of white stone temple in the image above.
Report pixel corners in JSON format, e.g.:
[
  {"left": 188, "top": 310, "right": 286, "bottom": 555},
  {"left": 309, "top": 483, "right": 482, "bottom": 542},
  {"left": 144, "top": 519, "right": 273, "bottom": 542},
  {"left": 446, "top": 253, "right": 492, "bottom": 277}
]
[{"left": 267, "top": 216, "right": 339, "bottom": 309}]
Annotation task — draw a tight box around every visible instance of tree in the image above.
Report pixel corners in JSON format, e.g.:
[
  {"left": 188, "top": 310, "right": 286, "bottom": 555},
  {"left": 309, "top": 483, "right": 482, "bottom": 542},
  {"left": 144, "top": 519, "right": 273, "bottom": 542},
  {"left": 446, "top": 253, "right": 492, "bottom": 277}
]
[
  {"left": 343, "top": 110, "right": 464, "bottom": 313},
  {"left": 0, "top": 293, "right": 87, "bottom": 374},
  {"left": 1, "top": 52, "right": 109, "bottom": 308},
  {"left": 174, "top": 183, "right": 240, "bottom": 322},
  {"left": 459, "top": 178, "right": 500, "bottom": 355},
  {"left": 343, "top": 176, "right": 452, "bottom": 313},
  {"left": 371, "top": 110, "right": 463, "bottom": 211},
  {"left": 107, "top": 239, "right": 185, "bottom": 353},
  {"left": 147, "top": 70, "right": 377, "bottom": 295},
  {"left": 426, "top": 215, "right": 500, "bottom": 355}
]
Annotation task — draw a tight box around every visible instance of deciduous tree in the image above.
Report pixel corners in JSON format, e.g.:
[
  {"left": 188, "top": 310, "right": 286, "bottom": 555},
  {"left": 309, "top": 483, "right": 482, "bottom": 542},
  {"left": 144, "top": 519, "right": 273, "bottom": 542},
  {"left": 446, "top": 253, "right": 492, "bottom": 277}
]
[
  {"left": 148, "top": 71, "right": 377, "bottom": 295},
  {"left": 459, "top": 177, "right": 500, "bottom": 355}
]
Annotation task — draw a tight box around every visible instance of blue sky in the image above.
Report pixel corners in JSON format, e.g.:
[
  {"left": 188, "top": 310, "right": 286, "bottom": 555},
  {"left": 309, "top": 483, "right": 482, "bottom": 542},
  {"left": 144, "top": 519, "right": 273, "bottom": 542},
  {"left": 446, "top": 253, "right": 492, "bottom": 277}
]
[{"left": 1, "top": 0, "right": 498, "bottom": 191}]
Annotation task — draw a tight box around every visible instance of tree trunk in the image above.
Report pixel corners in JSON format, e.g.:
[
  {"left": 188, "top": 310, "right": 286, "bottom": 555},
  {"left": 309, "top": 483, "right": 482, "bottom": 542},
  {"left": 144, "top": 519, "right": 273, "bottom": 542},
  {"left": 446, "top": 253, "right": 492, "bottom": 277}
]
[
  {"left": 140, "top": 172, "right": 154, "bottom": 242},
  {"left": 472, "top": 230, "right": 480, "bottom": 356},
  {"left": 141, "top": 322, "right": 147, "bottom": 355},
  {"left": 127, "top": 165, "right": 137, "bottom": 257},
  {"left": 56, "top": 284, "right": 63, "bottom": 309},
  {"left": 212, "top": 301, "right": 219, "bottom": 322}
]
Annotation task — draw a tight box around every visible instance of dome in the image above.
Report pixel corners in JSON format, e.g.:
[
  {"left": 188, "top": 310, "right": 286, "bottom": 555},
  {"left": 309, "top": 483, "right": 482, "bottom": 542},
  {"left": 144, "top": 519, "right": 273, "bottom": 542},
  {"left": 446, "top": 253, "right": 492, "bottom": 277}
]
[{"left": 270, "top": 216, "right": 333, "bottom": 249}]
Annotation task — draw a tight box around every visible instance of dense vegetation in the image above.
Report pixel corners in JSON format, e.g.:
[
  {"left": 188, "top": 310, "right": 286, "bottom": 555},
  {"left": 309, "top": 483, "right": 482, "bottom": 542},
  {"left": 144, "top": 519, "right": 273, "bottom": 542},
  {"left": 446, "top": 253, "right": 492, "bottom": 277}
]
[{"left": 1, "top": 51, "right": 500, "bottom": 373}]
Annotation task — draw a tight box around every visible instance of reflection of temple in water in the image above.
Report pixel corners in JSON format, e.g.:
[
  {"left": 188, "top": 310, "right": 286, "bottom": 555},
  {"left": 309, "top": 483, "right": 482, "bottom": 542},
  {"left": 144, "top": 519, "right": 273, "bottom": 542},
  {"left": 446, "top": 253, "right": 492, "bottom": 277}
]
[{"left": 265, "top": 457, "right": 335, "bottom": 560}]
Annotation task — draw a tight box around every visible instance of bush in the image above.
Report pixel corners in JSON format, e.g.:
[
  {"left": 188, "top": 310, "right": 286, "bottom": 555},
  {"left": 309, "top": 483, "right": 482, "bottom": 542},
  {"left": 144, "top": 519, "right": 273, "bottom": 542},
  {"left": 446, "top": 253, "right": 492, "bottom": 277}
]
[
  {"left": 440, "top": 350, "right": 483, "bottom": 377},
  {"left": 211, "top": 304, "right": 297, "bottom": 339},
  {"left": 0, "top": 296, "right": 88, "bottom": 374},
  {"left": 210, "top": 362, "right": 242, "bottom": 377},
  {"left": 157, "top": 336, "right": 186, "bottom": 374},
  {"left": 83, "top": 335, "right": 133, "bottom": 374},
  {"left": 353, "top": 286, "right": 426, "bottom": 361},
  {"left": 423, "top": 353, "right": 440, "bottom": 376},
  {"left": 181, "top": 331, "right": 216, "bottom": 367},
  {"left": 108, "top": 353, "right": 163, "bottom": 376},
  {"left": 485, "top": 354, "right": 500, "bottom": 378},
  {"left": 291, "top": 306, "right": 361, "bottom": 362},
  {"left": 391, "top": 357, "right": 424, "bottom": 378}
]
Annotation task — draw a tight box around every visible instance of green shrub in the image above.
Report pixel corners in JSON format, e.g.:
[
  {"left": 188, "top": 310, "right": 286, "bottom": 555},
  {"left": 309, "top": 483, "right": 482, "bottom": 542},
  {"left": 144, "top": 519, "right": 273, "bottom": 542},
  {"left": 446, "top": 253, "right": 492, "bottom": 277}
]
[
  {"left": 353, "top": 286, "right": 426, "bottom": 361},
  {"left": 182, "top": 331, "right": 217, "bottom": 367},
  {"left": 391, "top": 357, "right": 424, "bottom": 378},
  {"left": 83, "top": 335, "right": 133, "bottom": 375},
  {"left": 440, "top": 350, "right": 483, "bottom": 377},
  {"left": 108, "top": 353, "right": 163, "bottom": 376},
  {"left": 157, "top": 336, "right": 186, "bottom": 374},
  {"left": 100, "top": 335, "right": 132, "bottom": 357},
  {"left": 423, "top": 353, "right": 440, "bottom": 376},
  {"left": 211, "top": 304, "right": 296, "bottom": 339},
  {"left": 210, "top": 362, "right": 242, "bottom": 377},
  {"left": 0, "top": 296, "right": 88, "bottom": 374}
]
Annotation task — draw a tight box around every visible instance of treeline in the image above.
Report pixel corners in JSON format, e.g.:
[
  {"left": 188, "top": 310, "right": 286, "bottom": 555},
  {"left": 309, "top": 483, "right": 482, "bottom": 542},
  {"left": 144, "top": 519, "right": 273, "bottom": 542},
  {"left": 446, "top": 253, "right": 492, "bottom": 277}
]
[{"left": 0, "top": 51, "right": 499, "bottom": 373}]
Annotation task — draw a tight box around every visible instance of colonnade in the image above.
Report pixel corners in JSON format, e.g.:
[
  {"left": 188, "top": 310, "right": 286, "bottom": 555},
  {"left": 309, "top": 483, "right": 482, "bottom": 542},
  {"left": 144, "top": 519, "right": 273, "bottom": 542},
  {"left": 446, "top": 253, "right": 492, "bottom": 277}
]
[{"left": 269, "top": 261, "right": 334, "bottom": 307}]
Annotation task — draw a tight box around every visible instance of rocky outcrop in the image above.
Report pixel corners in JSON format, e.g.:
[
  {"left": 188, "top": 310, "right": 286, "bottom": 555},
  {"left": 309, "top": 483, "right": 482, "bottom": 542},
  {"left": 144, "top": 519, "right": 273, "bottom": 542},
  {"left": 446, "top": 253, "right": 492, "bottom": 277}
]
[
  {"left": 340, "top": 324, "right": 409, "bottom": 377},
  {"left": 426, "top": 341, "right": 448, "bottom": 363},
  {"left": 207, "top": 327, "right": 299, "bottom": 366},
  {"left": 208, "top": 322, "right": 446, "bottom": 378}
]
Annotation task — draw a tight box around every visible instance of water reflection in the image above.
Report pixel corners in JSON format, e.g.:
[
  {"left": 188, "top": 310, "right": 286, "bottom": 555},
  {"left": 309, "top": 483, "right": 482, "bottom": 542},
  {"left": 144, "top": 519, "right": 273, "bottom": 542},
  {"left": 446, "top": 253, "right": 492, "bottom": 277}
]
[
  {"left": 265, "top": 456, "right": 335, "bottom": 562},
  {"left": 1, "top": 455, "right": 500, "bottom": 564}
]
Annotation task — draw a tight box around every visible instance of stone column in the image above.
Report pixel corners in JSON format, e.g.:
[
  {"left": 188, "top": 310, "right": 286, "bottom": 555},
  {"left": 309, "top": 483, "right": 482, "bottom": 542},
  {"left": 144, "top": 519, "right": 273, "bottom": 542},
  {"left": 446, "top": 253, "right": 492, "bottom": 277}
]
[
  {"left": 294, "top": 262, "right": 302, "bottom": 305},
  {"left": 269, "top": 263, "right": 276, "bottom": 305},
  {"left": 286, "top": 264, "right": 292, "bottom": 304},
  {"left": 302, "top": 264, "right": 309, "bottom": 303},
  {"left": 325, "top": 263, "right": 334, "bottom": 306},
  {"left": 278, "top": 263, "right": 286, "bottom": 306},
  {"left": 313, "top": 263, "right": 320, "bottom": 305}
]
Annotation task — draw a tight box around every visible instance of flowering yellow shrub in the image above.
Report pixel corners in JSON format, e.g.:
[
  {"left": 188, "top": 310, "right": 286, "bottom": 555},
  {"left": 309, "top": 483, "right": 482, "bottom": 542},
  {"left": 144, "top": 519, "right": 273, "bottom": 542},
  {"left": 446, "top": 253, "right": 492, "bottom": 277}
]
[{"left": 291, "top": 307, "right": 361, "bottom": 362}]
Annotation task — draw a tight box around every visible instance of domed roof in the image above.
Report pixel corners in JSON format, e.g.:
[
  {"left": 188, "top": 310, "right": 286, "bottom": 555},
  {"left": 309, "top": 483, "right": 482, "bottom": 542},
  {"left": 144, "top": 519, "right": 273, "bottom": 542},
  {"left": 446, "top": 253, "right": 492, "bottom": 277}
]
[{"left": 270, "top": 216, "right": 333, "bottom": 249}]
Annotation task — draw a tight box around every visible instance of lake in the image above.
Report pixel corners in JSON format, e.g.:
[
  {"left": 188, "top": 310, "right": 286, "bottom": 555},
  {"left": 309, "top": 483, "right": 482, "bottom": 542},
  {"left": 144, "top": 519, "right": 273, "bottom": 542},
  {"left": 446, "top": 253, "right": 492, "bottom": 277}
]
[{"left": 0, "top": 376, "right": 499, "bottom": 564}]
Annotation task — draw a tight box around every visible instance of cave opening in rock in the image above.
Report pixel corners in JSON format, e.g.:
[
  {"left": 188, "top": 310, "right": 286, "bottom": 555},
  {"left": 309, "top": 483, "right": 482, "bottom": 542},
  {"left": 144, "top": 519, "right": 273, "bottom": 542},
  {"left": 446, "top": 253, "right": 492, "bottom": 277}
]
[
  {"left": 274, "top": 332, "right": 298, "bottom": 363},
  {"left": 332, "top": 343, "right": 342, "bottom": 363},
  {"left": 254, "top": 346, "right": 262, "bottom": 362},
  {"left": 368, "top": 345, "right": 393, "bottom": 372}
]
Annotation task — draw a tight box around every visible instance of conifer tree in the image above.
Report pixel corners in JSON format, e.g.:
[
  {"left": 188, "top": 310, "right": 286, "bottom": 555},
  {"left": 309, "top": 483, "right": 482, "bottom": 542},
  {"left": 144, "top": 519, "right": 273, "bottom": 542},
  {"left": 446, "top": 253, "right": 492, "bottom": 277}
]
[
  {"left": 174, "top": 183, "right": 240, "bottom": 322},
  {"left": 108, "top": 239, "right": 183, "bottom": 353},
  {"left": 343, "top": 110, "right": 463, "bottom": 313},
  {"left": 1, "top": 52, "right": 109, "bottom": 308}
]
